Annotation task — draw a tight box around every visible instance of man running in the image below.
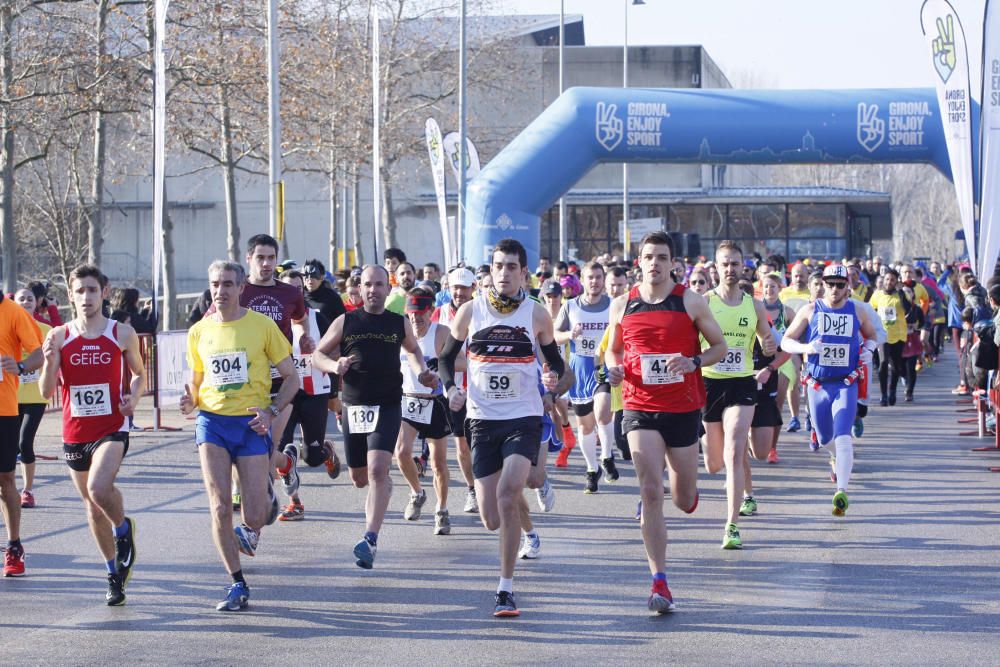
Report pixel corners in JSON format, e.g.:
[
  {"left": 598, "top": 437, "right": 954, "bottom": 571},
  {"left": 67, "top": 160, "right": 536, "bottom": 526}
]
[
  {"left": 13, "top": 288, "right": 50, "bottom": 508},
  {"left": 313, "top": 265, "right": 436, "bottom": 569},
  {"left": 554, "top": 261, "right": 616, "bottom": 492},
  {"left": 182, "top": 260, "right": 299, "bottom": 611},
  {"left": 438, "top": 238, "right": 564, "bottom": 618},
  {"left": 701, "top": 241, "right": 775, "bottom": 550},
  {"left": 0, "top": 290, "right": 43, "bottom": 578},
  {"left": 781, "top": 265, "right": 878, "bottom": 515},
  {"left": 39, "top": 264, "right": 146, "bottom": 605},
  {"left": 779, "top": 261, "right": 810, "bottom": 432},
  {"left": 606, "top": 231, "right": 726, "bottom": 613},
  {"left": 870, "top": 268, "right": 912, "bottom": 406}
]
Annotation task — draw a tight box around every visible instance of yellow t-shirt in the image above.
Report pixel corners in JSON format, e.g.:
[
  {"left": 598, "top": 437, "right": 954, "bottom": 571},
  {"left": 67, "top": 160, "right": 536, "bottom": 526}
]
[
  {"left": 187, "top": 310, "right": 292, "bottom": 416},
  {"left": 778, "top": 286, "right": 811, "bottom": 313},
  {"left": 596, "top": 327, "right": 622, "bottom": 413},
  {"left": 17, "top": 321, "right": 51, "bottom": 405},
  {"left": 870, "top": 290, "right": 907, "bottom": 344}
]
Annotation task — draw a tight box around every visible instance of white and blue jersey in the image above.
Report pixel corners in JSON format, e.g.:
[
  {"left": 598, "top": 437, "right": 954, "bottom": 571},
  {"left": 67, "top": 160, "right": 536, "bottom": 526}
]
[
  {"left": 555, "top": 295, "right": 610, "bottom": 405},
  {"left": 806, "top": 300, "right": 860, "bottom": 382}
]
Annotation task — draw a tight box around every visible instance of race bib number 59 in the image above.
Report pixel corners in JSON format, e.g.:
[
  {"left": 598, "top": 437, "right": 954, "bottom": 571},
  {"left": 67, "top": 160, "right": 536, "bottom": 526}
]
[{"left": 479, "top": 372, "right": 519, "bottom": 400}]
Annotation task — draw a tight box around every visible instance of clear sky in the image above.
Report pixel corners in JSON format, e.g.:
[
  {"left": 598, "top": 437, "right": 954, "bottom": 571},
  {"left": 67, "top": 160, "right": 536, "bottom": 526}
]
[{"left": 497, "top": 0, "right": 988, "bottom": 93}]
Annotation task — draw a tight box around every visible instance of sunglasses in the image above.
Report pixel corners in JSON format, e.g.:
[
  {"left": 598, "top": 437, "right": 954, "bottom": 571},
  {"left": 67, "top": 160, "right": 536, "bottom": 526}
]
[
  {"left": 690, "top": 279, "right": 707, "bottom": 285},
  {"left": 823, "top": 281, "right": 848, "bottom": 289}
]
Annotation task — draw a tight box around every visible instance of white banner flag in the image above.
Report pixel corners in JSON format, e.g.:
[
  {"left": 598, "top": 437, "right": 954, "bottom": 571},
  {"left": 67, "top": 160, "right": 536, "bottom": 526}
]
[
  {"left": 425, "top": 118, "right": 452, "bottom": 266},
  {"left": 979, "top": 0, "right": 1000, "bottom": 278},
  {"left": 155, "top": 330, "right": 190, "bottom": 404},
  {"left": 921, "top": 0, "right": 977, "bottom": 269},
  {"left": 442, "top": 132, "right": 481, "bottom": 186},
  {"left": 152, "top": 0, "right": 169, "bottom": 323}
]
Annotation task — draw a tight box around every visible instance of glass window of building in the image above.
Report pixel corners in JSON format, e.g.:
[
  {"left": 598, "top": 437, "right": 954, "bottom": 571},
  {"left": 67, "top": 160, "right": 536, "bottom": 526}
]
[
  {"left": 727, "top": 204, "right": 786, "bottom": 239},
  {"left": 668, "top": 204, "right": 725, "bottom": 238},
  {"left": 788, "top": 204, "right": 846, "bottom": 237}
]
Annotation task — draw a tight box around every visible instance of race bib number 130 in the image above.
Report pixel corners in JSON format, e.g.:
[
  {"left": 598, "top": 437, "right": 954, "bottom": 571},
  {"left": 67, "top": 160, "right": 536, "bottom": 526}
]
[{"left": 348, "top": 405, "right": 380, "bottom": 434}]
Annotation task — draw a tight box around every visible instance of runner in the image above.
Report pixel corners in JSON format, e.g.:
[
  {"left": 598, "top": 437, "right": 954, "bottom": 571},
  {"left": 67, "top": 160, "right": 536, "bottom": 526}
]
[
  {"left": 274, "top": 270, "right": 341, "bottom": 522},
  {"left": 432, "top": 266, "right": 478, "bottom": 513},
  {"left": 312, "top": 265, "right": 437, "bottom": 569},
  {"left": 0, "top": 289, "right": 43, "bottom": 578},
  {"left": 760, "top": 273, "right": 796, "bottom": 463},
  {"left": 181, "top": 260, "right": 298, "bottom": 611},
  {"left": 395, "top": 286, "right": 453, "bottom": 535},
  {"left": 38, "top": 264, "right": 145, "bottom": 604},
  {"left": 438, "top": 238, "right": 564, "bottom": 618},
  {"left": 540, "top": 279, "right": 577, "bottom": 463},
  {"left": 385, "top": 261, "right": 417, "bottom": 315},
  {"left": 554, "top": 261, "right": 616, "bottom": 492},
  {"left": 605, "top": 231, "right": 726, "bottom": 612},
  {"left": 13, "top": 288, "right": 50, "bottom": 508},
  {"left": 701, "top": 240, "right": 776, "bottom": 550},
  {"left": 781, "top": 264, "right": 878, "bottom": 516},
  {"left": 870, "top": 268, "right": 912, "bottom": 406},
  {"left": 779, "top": 262, "right": 811, "bottom": 432}
]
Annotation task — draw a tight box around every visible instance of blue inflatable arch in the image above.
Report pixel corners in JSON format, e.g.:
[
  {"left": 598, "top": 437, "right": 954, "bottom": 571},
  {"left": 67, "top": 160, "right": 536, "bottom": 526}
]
[{"left": 464, "top": 86, "right": 956, "bottom": 267}]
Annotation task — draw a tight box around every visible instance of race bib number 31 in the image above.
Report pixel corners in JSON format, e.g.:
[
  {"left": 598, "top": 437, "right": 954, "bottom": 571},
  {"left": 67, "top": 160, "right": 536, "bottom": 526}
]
[
  {"left": 402, "top": 397, "right": 433, "bottom": 425},
  {"left": 480, "top": 372, "right": 519, "bottom": 400},
  {"left": 639, "top": 353, "right": 683, "bottom": 385},
  {"left": 207, "top": 351, "right": 248, "bottom": 387},
  {"left": 70, "top": 383, "right": 112, "bottom": 417},
  {"left": 348, "top": 405, "right": 380, "bottom": 434},
  {"left": 712, "top": 348, "right": 745, "bottom": 374}
]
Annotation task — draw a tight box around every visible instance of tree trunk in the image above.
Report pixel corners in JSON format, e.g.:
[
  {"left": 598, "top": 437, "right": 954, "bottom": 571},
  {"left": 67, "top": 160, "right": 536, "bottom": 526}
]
[
  {"left": 328, "top": 149, "right": 336, "bottom": 270},
  {"left": 351, "top": 162, "right": 363, "bottom": 266},
  {"left": 379, "top": 163, "right": 396, "bottom": 250},
  {"left": 88, "top": 0, "right": 109, "bottom": 266},
  {"left": 0, "top": 3, "right": 16, "bottom": 293},
  {"left": 146, "top": 0, "right": 174, "bottom": 329},
  {"left": 218, "top": 83, "right": 240, "bottom": 261}
]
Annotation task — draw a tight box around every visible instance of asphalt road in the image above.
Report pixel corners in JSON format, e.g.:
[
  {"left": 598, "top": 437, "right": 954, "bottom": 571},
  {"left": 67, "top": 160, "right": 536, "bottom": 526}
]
[{"left": 2, "top": 347, "right": 998, "bottom": 665}]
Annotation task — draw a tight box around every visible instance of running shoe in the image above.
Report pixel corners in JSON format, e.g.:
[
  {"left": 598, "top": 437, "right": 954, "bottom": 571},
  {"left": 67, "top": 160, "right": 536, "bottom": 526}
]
[
  {"left": 463, "top": 488, "right": 479, "bottom": 514},
  {"left": 278, "top": 445, "right": 301, "bottom": 497},
  {"left": 601, "top": 457, "right": 620, "bottom": 483},
  {"left": 829, "top": 457, "right": 837, "bottom": 484},
  {"left": 216, "top": 581, "right": 250, "bottom": 612},
  {"left": 584, "top": 470, "right": 599, "bottom": 494},
  {"left": 278, "top": 501, "right": 304, "bottom": 521},
  {"left": 832, "top": 490, "right": 849, "bottom": 517},
  {"left": 3, "top": 545, "right": 25, "bottom": 577},
  {"left": 561, "top": 424, "right": 576, "bottom": 448},
  {"left": 19, "top": 490, "right": 34, "bottom": 508},
  {"left": 234, "top": 523, "right": 259, "bottom": 557},
  {"left": 804, "top": 414, "right": 812, "bottom": 434},
  {"left": 404, "top": 489, "right": 427, "bottom": 521},
  {"left": 853, "top": 417, "right": 864, "bottom": 438},
  {"left": 518, "top": 532, "right": 541, "bottom": 559},
  {"left": 324, "top": 445, "right": 342, "bottom": 480},
  {"left": 809, "top": 430, "right": 820, "bottom": 452},
  {"left": 554, "top": 446, "right": 571, "bottom": 468},
  {"left": 106, "top": 573, "right": 126, "bottom": 606},
  {"left": 721, "top": 523, "right": 742, "bottom": 550},
  {"left": 114, "top": 517, "right": 137, "bottom": 585},
  {"left": 767, "top": 448, "right": 779, "bottom": 464},
  {"left": 904, "top": 394, "right": 913, "bottom": 403},
  {"left": 786, "top": 416, "right": 801, "bottom": 433},
  {"left": 879, "top": 396, "right": 888, "bottom": 407},
  {"left": 648, "top": 579, "right": 676, "bottom": 614},
  {"left": 739, "top": 496, "right": 758, "bottom": 516},
  {"left": 434, "top": 510, "right": 451, "bottom": 535},
  {"left": 535, "top": 478, "right": 556, "bottom": 512},
  {"left": 493, "top": 590, "right": 519, "bottom": 617},
  {"left": 353, "top": 537, "right": 377, "bottom": 569},
  {"left": 952, "top": 384, "right": 970, "bottom": 395}
]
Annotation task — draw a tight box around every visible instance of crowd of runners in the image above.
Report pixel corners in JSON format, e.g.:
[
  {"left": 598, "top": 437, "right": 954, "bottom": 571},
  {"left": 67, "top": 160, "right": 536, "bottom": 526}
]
[{"left": 0, "top": 231, "right": 986, "bottom": 617}]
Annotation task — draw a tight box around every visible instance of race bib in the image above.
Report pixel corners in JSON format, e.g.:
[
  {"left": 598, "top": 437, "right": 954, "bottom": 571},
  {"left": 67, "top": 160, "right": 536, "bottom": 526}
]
[
  {"left": 206, "top": 351, "right": 248, "bottom": 387},
  {"left": 347, "top": 405, "right": 380, "bottom": 434},
  {"left": 818, "top": 312, "right": 853, "bottom": 337},
  {"left": 575, "top": 333, "right": 601, "bottom": 358},
  {"left": 712, "top": 348, "right": 745, "bottom": 374},
  {"left": 402, "top": 396, "right": 433, "bottom": 425},
  {"left": 639, "top": 353, "right": 683, "bottom": 385},
  {"left": 19, "top": 369, "right": 40, "bottom": 384},
  {"left": 880, "top": 305, "right": 897, "bottom": 324},
  {"left": 293, "top": 355, "right": 310, "bottom": 378},
  {"left": 269, "top": 364, "right": 281, "bottom": 380},
  {"left": 70, "top": 383, "right": 112, "bottom": 417},
  {"left": 479, "top": 371, "right": 519, "bottom": 400},
  {"left": 819, "top": 343, "right": 850, "bottom": 368}
]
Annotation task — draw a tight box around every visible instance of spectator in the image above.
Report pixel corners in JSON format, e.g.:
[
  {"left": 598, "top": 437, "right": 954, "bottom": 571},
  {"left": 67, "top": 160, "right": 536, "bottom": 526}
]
[
  {"left": 301, "top": 259, "right": 346, "bottom": 323},
  {"left": 27, "top": 281, "right": 62, "bottom": 326}
]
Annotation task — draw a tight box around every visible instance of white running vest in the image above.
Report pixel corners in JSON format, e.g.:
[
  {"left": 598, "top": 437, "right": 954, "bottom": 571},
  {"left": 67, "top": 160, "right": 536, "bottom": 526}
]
[
  {"left": 466, "top": 295, "right": 543, "bottom": 421},
  {"left": 400, "top": 322, "right": 441, "bottom": 396},
  {"left": 292, "top": 309, "right": 331, "bottom": 395}
]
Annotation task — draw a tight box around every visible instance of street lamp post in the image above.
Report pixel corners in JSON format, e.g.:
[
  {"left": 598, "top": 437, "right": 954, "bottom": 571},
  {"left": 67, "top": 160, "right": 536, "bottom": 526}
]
[
  {"left": 458, "top": 0, "right": 467, "bottom": 264},
  {"left": 623, "top": 0, "right": 644, "bottom": 261},
  {"left": 558, "top": 0, "right": 566, "bottom": 262}
]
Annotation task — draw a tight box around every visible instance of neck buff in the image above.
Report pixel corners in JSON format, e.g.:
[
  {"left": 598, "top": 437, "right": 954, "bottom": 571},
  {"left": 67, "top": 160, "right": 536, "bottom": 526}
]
[{"left": 487, "top": 286, "right": 526, "bottom": 314}]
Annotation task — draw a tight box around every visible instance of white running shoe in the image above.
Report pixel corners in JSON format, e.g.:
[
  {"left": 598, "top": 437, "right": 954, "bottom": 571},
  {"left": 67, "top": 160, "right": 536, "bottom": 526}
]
[
  {"left": 535, "top": 479, "right": 556, "bottom": 513},
  {"left": 517, "top": 531, "right": 541, "bottom": 559},
  {"left": 463, "top": 488, "right": 478, "bottom": 514}
]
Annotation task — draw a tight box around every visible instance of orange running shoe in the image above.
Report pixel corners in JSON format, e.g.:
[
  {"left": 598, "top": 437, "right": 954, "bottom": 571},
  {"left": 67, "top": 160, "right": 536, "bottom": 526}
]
[{"left": 555, "top": 446, "right": 571, "bottom": 468}]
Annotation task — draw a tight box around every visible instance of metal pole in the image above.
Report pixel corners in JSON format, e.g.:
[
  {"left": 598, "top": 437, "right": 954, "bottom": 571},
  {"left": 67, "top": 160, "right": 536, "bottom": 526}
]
[
  {"left": 457, "top": 0, "right": 467, "bottom": 263},
  {"left": 266, "top": 0, "right": 281, "bottom": 238},
  {"left": 558, "top": 0, "right": 567, "bottom": 262},
  {"left": 371, "top": 3, "right": 381, "bottom": 259},
  {"left": 340, "top": 162, "right": 348, "bottom": 269},
  {"left": 622, "top": 0, "right": 629, "bottom": 261}
]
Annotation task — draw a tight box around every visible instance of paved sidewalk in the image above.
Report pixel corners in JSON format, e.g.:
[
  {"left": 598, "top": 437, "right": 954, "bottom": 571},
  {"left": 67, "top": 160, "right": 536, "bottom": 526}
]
[{"left": 1, "top": 348, "right": 998, "bottom": 665}]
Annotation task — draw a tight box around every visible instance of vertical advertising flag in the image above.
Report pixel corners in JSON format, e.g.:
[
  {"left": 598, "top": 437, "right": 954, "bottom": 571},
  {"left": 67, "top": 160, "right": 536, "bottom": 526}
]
[
  {"left": 425, "top": 118, "right": 452, "bottom": 266},
  {"left": 152, "top": 0, "right": 169, "bottom": 321},
  {"left": 371, "top": 4, "right": 381, "bottom": 259},
  {"left": 979, "top": 0, "right": 1000, "bottom": 278},
  {"left": 921, "top": 0, "right": 978, "bottom": 269},
  {"left": 442, "top": 132, "right": 482, "bottom": 186}
]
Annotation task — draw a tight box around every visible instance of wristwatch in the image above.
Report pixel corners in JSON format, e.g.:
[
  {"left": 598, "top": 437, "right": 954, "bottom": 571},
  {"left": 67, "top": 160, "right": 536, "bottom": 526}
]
[
  {"left": 691, "top": 355, "right": 702, "bottom": 369},
  {"left": 267, "top": 404, "right": 280, "bottom": 417},
  {"left": 16, "top": 361, "right": 25, "bottom": 374}
]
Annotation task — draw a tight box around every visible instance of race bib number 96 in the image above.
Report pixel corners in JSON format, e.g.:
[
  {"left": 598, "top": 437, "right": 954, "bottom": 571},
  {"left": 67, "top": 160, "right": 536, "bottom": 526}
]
[
  {"left": 575, "top": 334, "right": 600, "bottom": 358},
  {"left": 348, "top": 405, "right": 380, "bottom": 434},
  {"left": 639, "top": 353, "right": 683, "bottom": 385},
  {"left": 207, "top": 351, "right": 248, "bottom": 387},
  {"left": 70, "top": 383, "right": 112, "bottom": 417}
]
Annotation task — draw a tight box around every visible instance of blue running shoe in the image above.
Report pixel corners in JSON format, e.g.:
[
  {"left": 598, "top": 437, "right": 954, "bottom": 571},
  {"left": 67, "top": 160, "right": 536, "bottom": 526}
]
[
  {"left": 852, "top": 416, "right": 864, "bottom": 438},
  {"left": 354, "top": 537, "right": 376, "bottom": 569},
  {"left": 785, "top": 416, "right": 801, "bottom": 433},
  {"left": 804, "top": 414, "right": 812, "bottom": 434},
  {"left": 216, "top": 581, "right": 249, "bottom": 612},
  {"left": 809, "top": 430, "right": 820, "bottom": 452},
  {"left": 234, "top": 523, "right": 259, "bottom": 557}
]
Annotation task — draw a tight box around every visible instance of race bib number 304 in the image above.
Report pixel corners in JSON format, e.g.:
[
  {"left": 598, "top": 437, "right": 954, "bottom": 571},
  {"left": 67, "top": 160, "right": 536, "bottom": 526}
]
[
  {"left": 70, "top": 383, "right": 112, "bottom": 417},
  {"left": 639, "top": 353, "right": 683, "bottom": 385},
  {"left": 207, "top": 351, "right": 248, "bottom": 387},
  {"left": 348, "top": 405, "right": 380, "bottom": 434}
]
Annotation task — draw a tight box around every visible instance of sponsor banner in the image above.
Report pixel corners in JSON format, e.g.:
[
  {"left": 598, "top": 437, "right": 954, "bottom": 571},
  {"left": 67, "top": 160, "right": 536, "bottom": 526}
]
[
  {"left": 443, "top": 132, "right": 481, "bottom": 185},
  {"left": 921, "top": 0, "right": 977, "bottom": 268},
  {"left": 425, "top": 118, "right": 452, "bottom": 265},
  {"left": 156, "top": 330, "right": 190, "bottom": 404},
  {"left": 979, "top": 0, "right": 1000, "bottom": 277}
]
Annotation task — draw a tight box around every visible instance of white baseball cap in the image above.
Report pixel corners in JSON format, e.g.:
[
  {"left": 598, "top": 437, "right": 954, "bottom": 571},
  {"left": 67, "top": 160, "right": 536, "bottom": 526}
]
[
  {"left": 448, "top": 267, "right": 476, "bottom": 287},
  {"left": 822, "top": 264, "right": 849, "bottom": 280}
]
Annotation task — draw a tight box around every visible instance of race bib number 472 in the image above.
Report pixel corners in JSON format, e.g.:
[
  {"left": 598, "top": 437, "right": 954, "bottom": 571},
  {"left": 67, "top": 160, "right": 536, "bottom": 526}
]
[{"left": 639, "top": 353, "right": 683, "bottom": 385}]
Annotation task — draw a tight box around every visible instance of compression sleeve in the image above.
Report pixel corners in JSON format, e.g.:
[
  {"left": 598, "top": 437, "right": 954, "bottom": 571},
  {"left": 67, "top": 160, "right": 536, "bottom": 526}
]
[
  {"left": 439, "top": 334, "right": 463, "bottom": 391},
  {"left": 539, "top": 340, "right": 566, "bottom": 377}
]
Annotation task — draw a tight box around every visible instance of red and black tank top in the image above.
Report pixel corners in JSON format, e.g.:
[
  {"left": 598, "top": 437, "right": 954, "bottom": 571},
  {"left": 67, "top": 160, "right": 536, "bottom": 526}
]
[{"left": 59, "top": 318, "right": 126, "bottom": 443}]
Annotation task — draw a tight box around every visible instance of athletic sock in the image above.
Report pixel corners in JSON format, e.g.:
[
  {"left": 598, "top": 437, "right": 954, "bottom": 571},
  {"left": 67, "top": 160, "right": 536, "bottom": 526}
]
[
  {"left": 597, "top": 420, "right": 616, "bottom": 460},
  {"left": 579, "top": 430, "right": 598, "bottom": 471},
  {"left": 7, "top": 539, "right": 21, "bottom": 551},
  {"left": 834, "top": 435, "right": 854, "bottom": 490},
  {"left": 106, "top": 559, "right": 117, "bottom": 574},
  {"left": 231, "top": 569, "right": 246, "bottom": 585},
  {"left": 113, "top": 520, "right": 129, "bottom": 539},
  {"left": 652, "top": 572, "right": 667, "bottom": 585},
  {"left": 364, "top": 531, "right": 378, "bottom": 546},
  {"left": 497, "top": 577, "right": 514, "bottom": 594}
]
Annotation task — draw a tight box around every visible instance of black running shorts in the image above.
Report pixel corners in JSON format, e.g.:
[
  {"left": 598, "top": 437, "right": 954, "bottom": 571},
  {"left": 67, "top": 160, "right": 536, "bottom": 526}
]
[
  {"left": 621, "top": 409, "right": 700, "bottom": 448},
  {"left": 467, "top": 416, "right": 541, "bottom": 479},
  {"left": 702, "top": 376, "right": 758, "bottom": 423}
]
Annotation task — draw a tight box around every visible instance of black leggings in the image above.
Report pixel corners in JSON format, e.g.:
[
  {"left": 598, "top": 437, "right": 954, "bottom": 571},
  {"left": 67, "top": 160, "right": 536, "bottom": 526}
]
[
  {"left": 903, "top": 355, "right": 918, "bottom": 398},
  {"left": 931, "top": 323, "right": 946, "bottom": 356},
  {"left": 280, "top": 392, "right": 332, "bottom": 467},
  {"left": 17, "top": 403, "right": 45, "bottom": 465},
  {"left": 878, "top": 341, "right": 905, "bottom": 398}
]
